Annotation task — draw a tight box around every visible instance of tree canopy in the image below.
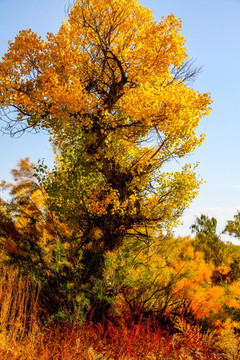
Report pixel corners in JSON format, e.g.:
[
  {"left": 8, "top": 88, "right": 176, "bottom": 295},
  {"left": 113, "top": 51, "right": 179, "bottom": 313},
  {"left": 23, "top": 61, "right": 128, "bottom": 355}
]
[{"left": 0, "top": 0, "right": 211, "bottom": 248}]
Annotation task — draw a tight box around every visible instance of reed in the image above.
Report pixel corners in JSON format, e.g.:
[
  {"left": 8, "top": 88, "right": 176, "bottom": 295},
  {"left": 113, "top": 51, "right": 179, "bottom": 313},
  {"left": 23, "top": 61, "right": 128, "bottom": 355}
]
[{"left": 0, "top": 263, "right": 40, "bottom": 359}]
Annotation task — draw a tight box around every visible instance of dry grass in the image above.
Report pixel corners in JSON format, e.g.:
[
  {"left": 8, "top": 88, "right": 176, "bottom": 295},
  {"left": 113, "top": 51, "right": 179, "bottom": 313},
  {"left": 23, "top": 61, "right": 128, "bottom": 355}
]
[{"left": 0, "top": 263, "right": 40, "bottom": 359}]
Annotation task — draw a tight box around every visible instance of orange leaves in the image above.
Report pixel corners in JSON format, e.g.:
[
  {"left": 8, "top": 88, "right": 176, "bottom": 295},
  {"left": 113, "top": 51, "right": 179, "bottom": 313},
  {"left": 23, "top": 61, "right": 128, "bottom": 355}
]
[
  {"left": 86, "top": 185, "right": 117, "bottom": 216},
  {"left": 225, "top": 281, "right": 240, "bottom": 310}
]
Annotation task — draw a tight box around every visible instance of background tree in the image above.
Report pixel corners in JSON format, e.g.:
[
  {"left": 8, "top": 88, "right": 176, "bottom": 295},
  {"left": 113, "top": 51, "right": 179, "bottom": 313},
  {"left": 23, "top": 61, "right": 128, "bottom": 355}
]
[
  {"left": 224, "top": 211, "right": 240, "bottom": 239},
  {"left": 223, "top": 212, "right": 240, "bottom": 283},
  {"left": 190, "top": 214, "right": 224, "bottom": 266}
]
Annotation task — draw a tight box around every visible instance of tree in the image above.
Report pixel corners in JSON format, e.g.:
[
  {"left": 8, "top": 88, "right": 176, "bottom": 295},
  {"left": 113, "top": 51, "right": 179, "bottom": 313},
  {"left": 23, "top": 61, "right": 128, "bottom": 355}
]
[
  {"left": 190, "top": 214, "right": 224, "bottom": 266},
  {"left": 224, "top": 211, "right": 240, "bottom": 239},
  {"left": 0, "top": 0, "right": 211, "bottom": 318}
]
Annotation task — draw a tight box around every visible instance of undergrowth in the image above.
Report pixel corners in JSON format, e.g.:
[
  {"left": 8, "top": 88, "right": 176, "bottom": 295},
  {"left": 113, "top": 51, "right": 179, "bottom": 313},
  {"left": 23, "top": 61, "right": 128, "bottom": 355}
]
[{"left": 0, "top": 266, "right": 239, "bottom": 359}]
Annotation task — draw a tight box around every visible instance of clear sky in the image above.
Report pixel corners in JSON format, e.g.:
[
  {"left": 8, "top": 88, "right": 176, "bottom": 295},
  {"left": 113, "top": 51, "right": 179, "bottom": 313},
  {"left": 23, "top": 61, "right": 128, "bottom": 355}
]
[{"left": 0, "top": 0, "right": 239, "bottom": 242}]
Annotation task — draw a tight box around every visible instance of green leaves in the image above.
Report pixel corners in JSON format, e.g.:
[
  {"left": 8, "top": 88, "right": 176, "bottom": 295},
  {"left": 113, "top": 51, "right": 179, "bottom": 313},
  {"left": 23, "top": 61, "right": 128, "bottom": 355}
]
[{"left": 224, "top": 211, "right": 240, "bottom": 239}]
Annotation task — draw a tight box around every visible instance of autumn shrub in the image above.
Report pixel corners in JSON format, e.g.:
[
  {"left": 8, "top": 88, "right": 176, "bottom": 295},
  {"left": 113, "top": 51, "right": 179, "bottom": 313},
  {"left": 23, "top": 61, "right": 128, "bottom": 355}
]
[
  {"left": 0, "top": 159, "right": 93, "bottom": 325},
  {"left": 103, "top": 233, "right": 240, "bottom": 337}
]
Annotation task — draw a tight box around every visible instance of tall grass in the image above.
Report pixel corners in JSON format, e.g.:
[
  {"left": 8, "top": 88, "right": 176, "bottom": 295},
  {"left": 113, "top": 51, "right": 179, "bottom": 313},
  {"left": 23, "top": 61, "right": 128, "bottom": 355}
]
[{"left": 0, "top": 263, "right": 40, "bottom": 359}]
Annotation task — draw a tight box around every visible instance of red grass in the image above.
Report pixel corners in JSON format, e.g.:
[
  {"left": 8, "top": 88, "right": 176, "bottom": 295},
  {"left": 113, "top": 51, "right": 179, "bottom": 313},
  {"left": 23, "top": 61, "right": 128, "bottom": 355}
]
[
  {"left": 25, "top": 315, "right": 229, "bottom": 360},
  {"left": 0, "top": 313, "right": 235, "bottom": 359}
]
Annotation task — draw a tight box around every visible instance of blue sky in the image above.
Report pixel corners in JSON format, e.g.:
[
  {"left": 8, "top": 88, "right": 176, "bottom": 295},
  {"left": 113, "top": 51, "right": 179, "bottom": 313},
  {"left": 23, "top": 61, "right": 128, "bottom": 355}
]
[{"left": 0, "top": 0, "right": 239, "bottom": 241}]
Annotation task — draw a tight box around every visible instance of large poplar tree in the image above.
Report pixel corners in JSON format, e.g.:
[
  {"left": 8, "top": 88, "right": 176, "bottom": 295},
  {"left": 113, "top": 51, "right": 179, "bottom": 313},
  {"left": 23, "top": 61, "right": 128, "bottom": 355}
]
[{"left": 0, "top": 0, "right": 212, "bottom": 318}]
